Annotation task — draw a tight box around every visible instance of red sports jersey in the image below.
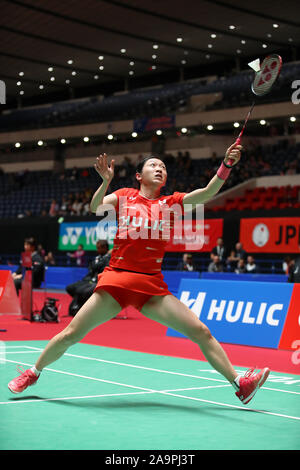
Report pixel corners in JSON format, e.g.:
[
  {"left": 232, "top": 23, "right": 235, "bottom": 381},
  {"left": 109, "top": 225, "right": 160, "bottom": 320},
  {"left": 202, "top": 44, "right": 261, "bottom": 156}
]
[{"left": 108, "top": 188, "right": 186, "bottom": 274}]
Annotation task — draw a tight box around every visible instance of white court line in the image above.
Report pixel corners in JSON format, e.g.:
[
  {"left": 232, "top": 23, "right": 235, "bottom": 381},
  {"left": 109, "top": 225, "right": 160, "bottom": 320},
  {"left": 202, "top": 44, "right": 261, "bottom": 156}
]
[
  {"left": 4, "top": 351, "right": 39, "bottom": 354},
  {"left": 20, "top": 345, "right": 300, "bottom": 396},
  {"left": 0, "top": 385, "right": 230, "bottom": 406},
  {"left": 3, "top": 358, "right": 300, "bottom": 421}
]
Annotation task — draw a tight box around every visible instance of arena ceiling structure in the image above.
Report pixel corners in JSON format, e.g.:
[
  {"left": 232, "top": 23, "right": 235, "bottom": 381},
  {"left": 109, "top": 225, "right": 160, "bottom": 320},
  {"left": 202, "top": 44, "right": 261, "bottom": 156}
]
[{"left": 0, "top": 0, "right": 300, "bottom": 107}]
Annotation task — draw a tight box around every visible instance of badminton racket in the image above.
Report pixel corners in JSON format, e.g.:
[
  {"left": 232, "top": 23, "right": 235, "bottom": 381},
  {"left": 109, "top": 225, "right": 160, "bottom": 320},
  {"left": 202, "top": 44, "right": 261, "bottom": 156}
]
[{"left": 228, "top": 54, "right": 282, "bottom": 164}]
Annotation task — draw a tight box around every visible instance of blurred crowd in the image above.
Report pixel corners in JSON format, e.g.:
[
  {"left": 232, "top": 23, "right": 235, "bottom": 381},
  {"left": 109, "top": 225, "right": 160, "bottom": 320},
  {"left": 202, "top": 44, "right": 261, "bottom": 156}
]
[{"left": 1, "top": 137, "right": 299, "bottom": 219}]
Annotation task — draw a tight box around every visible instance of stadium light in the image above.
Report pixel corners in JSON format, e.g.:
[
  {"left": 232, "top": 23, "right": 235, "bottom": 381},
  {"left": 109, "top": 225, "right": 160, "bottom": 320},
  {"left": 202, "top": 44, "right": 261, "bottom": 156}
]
[
  {"left": 260, "top": 120, "right": 266, "bottom": 125},
  {"left": 15, "top": 142, "right": 21, "bottom": 148},
  {"left": 37, "top": 140, "right": 44, "bottom": 146},
  {"left": 83, "top": 136, "right": 89, "bottom": 142},
  {"left": 207, "top": 125, "right": 213, "bottom": 130},
  {"left": 156, "top": 130, "right": 162, "bottom": 136},
  {"left": 107, "top": 134, "right": 114, "bottom": 140},
  {"left": 131, "top": 132, "right": 138, "bottom": 138},
  {"left": 181, "top": 127, "right": 187, "bottom": 133},
  {"left": 290, "top": 116, "right": 296, "bottom": 122},
  {"left": 233, "top": 122, "right": 240, "bottom": 128}
]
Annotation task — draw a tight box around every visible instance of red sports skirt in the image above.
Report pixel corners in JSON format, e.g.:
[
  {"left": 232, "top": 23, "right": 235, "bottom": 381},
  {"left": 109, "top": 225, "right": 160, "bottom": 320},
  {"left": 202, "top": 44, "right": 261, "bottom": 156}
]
[{"left": 94, "top": 265, "right": 171, "bottom": 310}]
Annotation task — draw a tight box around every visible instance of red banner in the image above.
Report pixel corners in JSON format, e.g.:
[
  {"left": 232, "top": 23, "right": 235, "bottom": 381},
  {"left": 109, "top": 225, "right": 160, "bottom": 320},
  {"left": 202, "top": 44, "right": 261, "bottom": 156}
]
[
  {"left": 165, "top": 218, "right": 223, "bottom": 252},
  {"left": 0, "top": 270, "right": 21, "bottom": 315},
  {"left": 279, "top": 284, "right": 300, "bottom": 351},
  {"left": 240, "top": 217, "right": 300, "bottom": 253}
]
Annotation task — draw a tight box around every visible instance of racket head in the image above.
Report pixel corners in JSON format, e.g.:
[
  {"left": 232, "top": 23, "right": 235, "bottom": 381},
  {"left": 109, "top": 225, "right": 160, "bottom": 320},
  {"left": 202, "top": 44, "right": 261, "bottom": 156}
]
[{"left": 251, "top": 54, "right": 282, "bottom": 96}]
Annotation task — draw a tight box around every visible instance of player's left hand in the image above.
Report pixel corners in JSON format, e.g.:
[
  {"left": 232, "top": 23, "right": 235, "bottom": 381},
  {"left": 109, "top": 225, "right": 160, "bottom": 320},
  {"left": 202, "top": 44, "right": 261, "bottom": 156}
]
[{"left": 224, "top": 143, "right": 242, "bottom": 167}]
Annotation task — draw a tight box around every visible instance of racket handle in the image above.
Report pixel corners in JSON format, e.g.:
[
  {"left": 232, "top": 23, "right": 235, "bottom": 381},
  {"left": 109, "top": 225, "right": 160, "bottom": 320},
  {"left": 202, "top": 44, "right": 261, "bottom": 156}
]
[{"left": 227, "top": 137, "right": 241, "bottom": 166}]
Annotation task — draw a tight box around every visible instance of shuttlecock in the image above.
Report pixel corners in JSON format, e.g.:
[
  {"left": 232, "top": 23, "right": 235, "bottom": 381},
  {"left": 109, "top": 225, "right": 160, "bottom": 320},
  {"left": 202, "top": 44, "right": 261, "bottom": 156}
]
[{"left": 248, "top": 58, "right": 261, "bottom": 72}]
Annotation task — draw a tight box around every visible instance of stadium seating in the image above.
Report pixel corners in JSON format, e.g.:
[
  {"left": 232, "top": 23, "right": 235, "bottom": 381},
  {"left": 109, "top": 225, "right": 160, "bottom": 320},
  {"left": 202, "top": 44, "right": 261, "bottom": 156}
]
[
  {"left": 1, "top": 137, "right": 300, "bottom": 218},
  {"left": 0, "top": 61, "right": 299, "bottom": 131}
]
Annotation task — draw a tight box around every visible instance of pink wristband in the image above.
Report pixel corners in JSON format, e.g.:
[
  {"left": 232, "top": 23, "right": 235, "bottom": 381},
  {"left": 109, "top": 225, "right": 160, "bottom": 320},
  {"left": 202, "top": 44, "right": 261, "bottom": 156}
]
[{"left": 217, "top": 161, "right": 232, "bottom": 180}]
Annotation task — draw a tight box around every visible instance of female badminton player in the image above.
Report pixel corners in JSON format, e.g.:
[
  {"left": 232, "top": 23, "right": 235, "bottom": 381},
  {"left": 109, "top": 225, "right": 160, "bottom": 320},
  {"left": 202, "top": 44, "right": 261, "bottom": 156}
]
[{"left": 8, "top": 143, "right": 270, "bottom": 405}]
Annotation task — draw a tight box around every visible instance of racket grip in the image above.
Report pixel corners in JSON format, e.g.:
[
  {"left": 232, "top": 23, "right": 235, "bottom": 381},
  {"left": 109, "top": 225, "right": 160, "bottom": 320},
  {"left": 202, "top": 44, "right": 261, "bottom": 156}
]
[{"left": 227, "top": 137, "right": 241, "bottom": 166}]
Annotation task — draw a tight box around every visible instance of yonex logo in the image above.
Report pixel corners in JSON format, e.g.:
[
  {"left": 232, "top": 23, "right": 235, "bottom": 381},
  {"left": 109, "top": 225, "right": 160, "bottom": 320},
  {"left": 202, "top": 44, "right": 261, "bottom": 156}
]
[
  {"left": 0, "top": 80, "right": 6, "bottom": 104},
  {"left": 61, "top": 227, "right": 83, "bottom": 245}
]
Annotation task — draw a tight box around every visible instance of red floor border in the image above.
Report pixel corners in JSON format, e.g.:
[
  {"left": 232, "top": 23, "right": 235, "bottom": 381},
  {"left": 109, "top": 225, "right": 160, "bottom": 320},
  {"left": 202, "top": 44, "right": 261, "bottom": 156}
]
[{"left": 0, "top": 291, "right": 299, "bottom": 375}]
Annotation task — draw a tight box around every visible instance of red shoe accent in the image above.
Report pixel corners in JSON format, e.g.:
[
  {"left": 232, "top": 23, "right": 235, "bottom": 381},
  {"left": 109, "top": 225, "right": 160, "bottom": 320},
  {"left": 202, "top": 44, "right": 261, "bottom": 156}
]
[
  {"left": 235, "top": 367, "right": 270, "bottom": 405},
  {"left": 8, "top": 366, "right": 39, "bottom": 394}
]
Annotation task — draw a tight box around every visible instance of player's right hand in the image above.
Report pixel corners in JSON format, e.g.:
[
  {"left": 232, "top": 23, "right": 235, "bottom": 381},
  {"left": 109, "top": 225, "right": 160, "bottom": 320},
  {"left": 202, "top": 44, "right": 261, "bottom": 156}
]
[{"left": 94, "top": 153, "right": 115, "bottom": 182}]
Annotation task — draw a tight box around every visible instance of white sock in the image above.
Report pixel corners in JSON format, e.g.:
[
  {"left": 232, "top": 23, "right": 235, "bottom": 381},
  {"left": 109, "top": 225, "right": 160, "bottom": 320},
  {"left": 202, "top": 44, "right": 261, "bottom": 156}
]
[
  {"left": 30, "top": 366, "right": 42, "bottom": 377},
  {"left": 232, "top": 375, "right": 241, "bottom": 391}
]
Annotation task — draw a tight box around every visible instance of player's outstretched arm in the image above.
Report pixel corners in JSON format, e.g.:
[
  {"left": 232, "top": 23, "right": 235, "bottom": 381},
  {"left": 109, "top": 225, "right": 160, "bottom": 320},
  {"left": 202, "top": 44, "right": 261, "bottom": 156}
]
[
  {"left": 90, "top": 153, "right": 117, "bottom": 213},
  {"left": 183, "top": 143, "right": 242, "bottom": 207}
]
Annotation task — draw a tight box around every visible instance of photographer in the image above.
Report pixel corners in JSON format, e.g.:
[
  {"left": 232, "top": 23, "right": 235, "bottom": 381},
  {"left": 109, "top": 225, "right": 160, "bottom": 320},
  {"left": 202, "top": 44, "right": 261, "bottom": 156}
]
[{"left": 66, "top": 240, "right": 111, "bottom": 316}]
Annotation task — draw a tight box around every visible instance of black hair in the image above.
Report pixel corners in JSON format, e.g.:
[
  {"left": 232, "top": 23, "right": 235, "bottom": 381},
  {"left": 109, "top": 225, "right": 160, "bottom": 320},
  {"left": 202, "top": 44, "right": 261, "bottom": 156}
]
[
  {"left": 135, "top": 155, "right": 165, "bottom": 174},
  {"left": 24, "top": 237, "right": 37, "bottom": 249}
]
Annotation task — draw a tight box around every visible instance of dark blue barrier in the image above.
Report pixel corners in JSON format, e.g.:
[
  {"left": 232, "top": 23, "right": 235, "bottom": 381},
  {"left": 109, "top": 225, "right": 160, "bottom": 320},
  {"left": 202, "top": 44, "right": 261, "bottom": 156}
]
[
  {"left": 0, "top": 265, "right": 17, "bottom": 272},
  {"left": 0, "top": 265, "right": 88, "bottom": 290},
  {"left": 43, "top": 267, "right": 88, "bottom": 290},
  {"left": 162, "top": 270, "right": 200, "bottom": 295},
  {"left": 201, "top": 272, "right": 288, "bottom": 283},
  {"left": 0, "top": 265, "right": 288, "bottom": 291}
]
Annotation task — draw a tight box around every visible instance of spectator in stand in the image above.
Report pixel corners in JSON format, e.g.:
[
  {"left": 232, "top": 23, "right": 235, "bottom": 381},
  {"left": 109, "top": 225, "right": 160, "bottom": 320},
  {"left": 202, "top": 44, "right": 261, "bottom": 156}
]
[
  {"left": 81, "top": 198, "right": 90, "bottom": 216},
  {"left": 49, "top": 199, "right": 59, "bottom": 217},
  {"left": 208, "top": 255, "right": 223, "bottom": 272},
  {"left": 37, "top": 244, "right": 46, "bottom": 258},
  {"left": 211, "top": 237, "right": 227, "bottom": 267},
  {"left": 282, "top": 256, "right": 292, "bottom": 274},
  {"left": 235, "top": 258, "right": 247, "bottom": 274},
  {"left": 45, "top": 251, "right": 56, "bottom": 266},
  {"left": 227, "top": 242, "right": 247, "bottom": 270},
  {"left": 235, "top": 242, "right": 247, "bottom": 260},
  {"left": 67, "top": 244, "right": 85, "bottom": 266},
  {"left": 246, "top": 255, "right": 258, "bottom": 273},
  {"left": 226, "top": 250, "right": 237, "bottom": 272},
  {"left": 71, "top": 196, "right": 83, "bottom": 215},
  {"left": 177, "top": 253, "right": 195, "bottom": 271},
  {"left": 288, "top": 256, "right": 300, "bottom": 283},
  {"left": 59, "top": 196, "right": 69, "bottom": 216}
]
